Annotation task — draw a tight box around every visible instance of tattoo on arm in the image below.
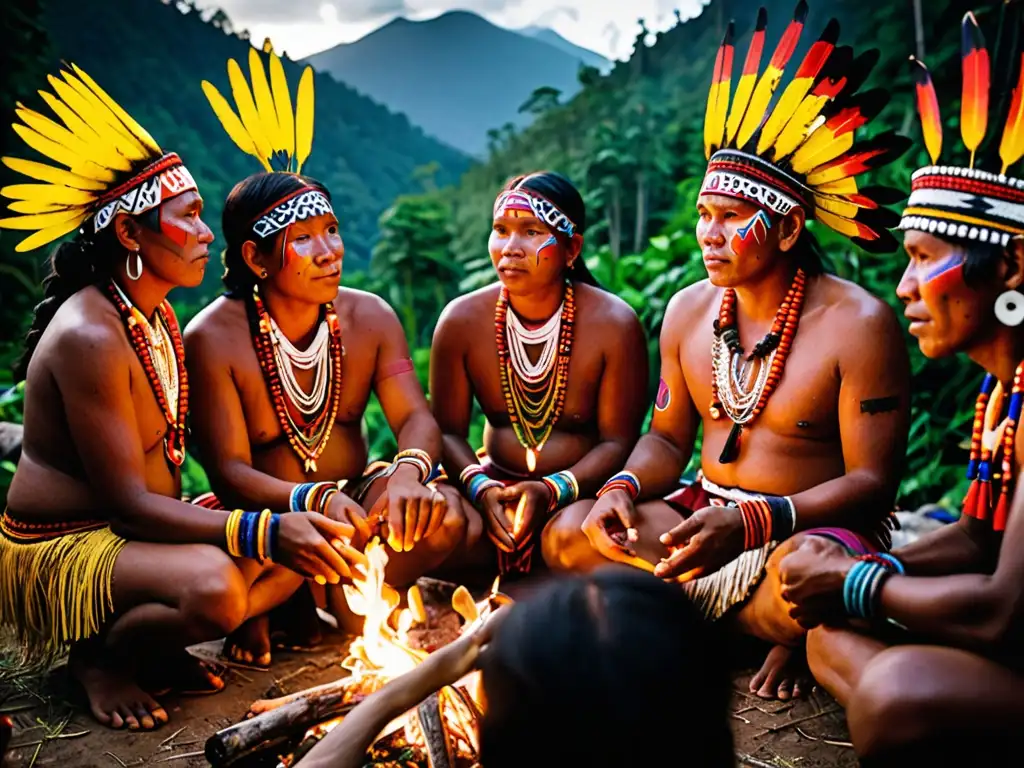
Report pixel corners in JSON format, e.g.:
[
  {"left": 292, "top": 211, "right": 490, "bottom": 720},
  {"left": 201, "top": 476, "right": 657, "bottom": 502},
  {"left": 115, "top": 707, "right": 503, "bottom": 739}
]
[
  {"left": 860, "top": 395, "right": 900, "bottom": 415},
  {"left": 655, "top": 377, "right": 671, "bottom": 411}
]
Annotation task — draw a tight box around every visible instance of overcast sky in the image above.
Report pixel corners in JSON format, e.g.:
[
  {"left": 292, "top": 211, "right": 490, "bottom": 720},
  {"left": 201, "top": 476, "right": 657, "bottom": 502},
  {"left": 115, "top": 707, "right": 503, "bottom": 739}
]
[{"left": 208, "top": 0, "right": 705, "bottom": 61}]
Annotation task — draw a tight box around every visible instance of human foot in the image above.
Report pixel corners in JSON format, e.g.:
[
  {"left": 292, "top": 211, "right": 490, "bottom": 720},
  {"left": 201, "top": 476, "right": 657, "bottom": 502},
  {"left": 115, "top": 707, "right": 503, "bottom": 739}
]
[
  {"left": 222, "top": 614, "right": 272, "bottom": 670},
  {"left": 141, "top": 650, "right": 227, "bottom": 696},
  {"left": 70, "top": 652, "right": 168, "bottom": 730},
  {"left": 749, "top": 644, "right": 810, "bottom": 701}
]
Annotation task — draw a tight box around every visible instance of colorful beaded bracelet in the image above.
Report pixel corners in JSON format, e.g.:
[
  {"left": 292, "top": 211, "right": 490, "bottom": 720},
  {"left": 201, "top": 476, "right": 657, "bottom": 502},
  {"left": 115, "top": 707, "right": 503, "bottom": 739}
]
[
  {"left": 597, "top": 471, "right": 641, "bottom": 500},
  {"left": 843, "top": 559, "right": 896, "bottom": 620},
  {"left": 542, "top": 470, "right": 579, "bottom": 513},
  {"left": 226, "top": 509, "right": 279, "bottom": 563},
  {"left": 393, "top": 448, "right": 434, "bottom": 483},
  {"left": 290, "top": 481, "right": 338, "bottom": 513},
  {"left": 738, "top": 495, "right": 795, "bottom": 550}
]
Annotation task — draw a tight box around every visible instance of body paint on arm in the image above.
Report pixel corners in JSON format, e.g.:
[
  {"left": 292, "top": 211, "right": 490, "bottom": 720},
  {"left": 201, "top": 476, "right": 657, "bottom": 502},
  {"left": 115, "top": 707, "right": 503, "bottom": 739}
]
[
  {"left": 655, "top": 377, "right": 671, "bottom": 411},
  {"left": 860, "top": 396, "right": 900, "bottom": 415},
  {"left": 378, "top": 358, "right": 415, "bottom": 383},
  {"left": 729, "top": 209, "right": 772, "bottom": 257}
]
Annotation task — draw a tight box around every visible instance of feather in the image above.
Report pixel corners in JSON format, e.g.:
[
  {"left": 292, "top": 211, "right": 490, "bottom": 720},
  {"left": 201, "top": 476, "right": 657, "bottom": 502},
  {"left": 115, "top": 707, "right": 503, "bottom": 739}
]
[
  {"left": 961, "top": 11, "right": 990, "bottom": 166},
  {"left": 1, "top": 157, "right": 105, "bottom": 191},
  {"left": 269, "top": 50, "right": 296, "bottom": 166},
  {"left": 227, "top": 58, "right": 274, "bottom": 165},
  {"left": 45, "top": 77, "right": 144, "bottom": 163},
  {"left": 790, "top": 89, "right": 888, "bottom": 173},
  {"left": 0, "top": 208, "right": 85, "bottom": 231},
  {"left": 36, "top": 91, "right": 101, "bottom": 146},
  {"left": 12, "top": 215, "right": 84, "bottom": 253},
  {"left": 1, "top": 183, "right": 95, "bottom": 205},
  {"left": 910, "top": 57, "right": 943, "bottom": 164},
  {"left": 1000, "top": 51, "right": 1024, "bottom": 173},
  {"left": 815, "top": 208, "right": 899, "bottom": 253},
  {"left": 725, "top": 7, "right": 768, "bottom": 145},
  {"left": 6, "top": 199, "right": 71, "bottom": 214},
  {"left": 772, "top": 45, "right": 853, "bottom": 161},
  {"left": 757, "top": 18, "right": 839, "bottom": 155},
  {"left": 263, "top": 37, "right": 274, "bottom": 54},
  {"left": 704, "top": 22, "right": 735, "bottom": 159},
  {"left": 69, "top": 64, "right": 162, "bottom": 156},
  {"left": 15, "top": 105, "right": 130, "bottom": 172},
  {"left": 55, "top": 73, "right": 147, "bottom": 157},
  {"left": 201, "top": 80, "right": 263, "bottom": 165},
  {"left": 11, "top": 125, "right": 115, "bottom": 182},
  {"left": 294, "top": 66, "right": 315, "bottom": 174},
  {"left": 249, "top": 48, "right": 282, "bottom": 160},
  {"left": 736, "top": 0, "right": 809, "bottom": 150},
  {"left": 39, "top": 89, "right": 145, "bottom": 164},
  {"left": 805, "top": 131, "right": 911, "bottom": 186}
]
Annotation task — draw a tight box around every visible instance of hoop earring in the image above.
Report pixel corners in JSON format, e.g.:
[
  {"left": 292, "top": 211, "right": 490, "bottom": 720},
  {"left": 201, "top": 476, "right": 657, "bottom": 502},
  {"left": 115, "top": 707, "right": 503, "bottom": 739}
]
[
  {"left": 995, "top": 290, "right": 1024, "bottom": 326},
  {"left": 127, "top": 249, "right": 143, "bottom": 281}
]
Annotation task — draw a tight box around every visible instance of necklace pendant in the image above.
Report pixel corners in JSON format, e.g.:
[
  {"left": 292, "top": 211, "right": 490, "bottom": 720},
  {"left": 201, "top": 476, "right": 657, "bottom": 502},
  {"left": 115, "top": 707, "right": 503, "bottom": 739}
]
[
  {"left": 719, "top": 422, "right": 742, "bottom": 464},
  {"left": 709, "top": 403, "right": 721, "bottom": 420},
  {"left": 305, "top": 457, "right": 318, "bottom": 473}
]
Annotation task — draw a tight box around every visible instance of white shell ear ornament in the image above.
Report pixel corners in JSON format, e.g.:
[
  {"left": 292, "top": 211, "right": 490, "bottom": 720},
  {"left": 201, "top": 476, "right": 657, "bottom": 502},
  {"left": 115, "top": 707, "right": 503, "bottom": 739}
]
[{"left": 994, "top": 290, "right": 1024, "bottom": 326}]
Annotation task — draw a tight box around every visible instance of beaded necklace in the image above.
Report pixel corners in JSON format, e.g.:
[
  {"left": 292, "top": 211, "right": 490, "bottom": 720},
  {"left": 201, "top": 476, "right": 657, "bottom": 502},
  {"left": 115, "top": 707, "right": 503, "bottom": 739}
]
[
  {"left": 495, "top": 282, "right": 575, "bottom": 471},
  {"left": 961, "top": 362, "right": 1024, "bottom": 531},
  {"left": 710, "top": 268, "right": 806, "bottom": 464},
  {"left": 104, "top": 280, "right": 188, "bottom": 467},
  {"left": 247, "top": 285, "right": 344, "bottom": 473}
]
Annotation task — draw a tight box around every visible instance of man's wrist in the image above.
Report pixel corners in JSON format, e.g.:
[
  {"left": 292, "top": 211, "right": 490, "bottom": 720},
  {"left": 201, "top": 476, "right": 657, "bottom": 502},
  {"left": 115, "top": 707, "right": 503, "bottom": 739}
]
[{"left": 389, "top": 462, "right": 423, "bottom": 485}]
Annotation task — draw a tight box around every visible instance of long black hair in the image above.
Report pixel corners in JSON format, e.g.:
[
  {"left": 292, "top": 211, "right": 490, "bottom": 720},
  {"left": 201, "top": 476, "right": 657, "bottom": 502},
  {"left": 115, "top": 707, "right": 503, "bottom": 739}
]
[
  {"left": 13, "top": 203, "right": 164, "bottom": 382},
  {"left": 221, "top": 172, "right": 332, "bottom": 298},
  {"left": 478, "top": 568, "right": 734, "bottom": 768},
  {"left": 501, "top": 171, "right": 601, "bottom": 288}
]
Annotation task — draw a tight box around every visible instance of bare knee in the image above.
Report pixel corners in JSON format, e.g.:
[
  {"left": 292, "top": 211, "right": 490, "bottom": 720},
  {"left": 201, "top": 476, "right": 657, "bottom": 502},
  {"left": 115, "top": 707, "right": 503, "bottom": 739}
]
[
  {"left": 179, "top": 548, "right": 248, "bottom": 640},
  {"left": 847, "top": 650, "right": 933, "bottom": 757},
  {"left": 541, "top": 501, "right": 596, "bottom": 572}
]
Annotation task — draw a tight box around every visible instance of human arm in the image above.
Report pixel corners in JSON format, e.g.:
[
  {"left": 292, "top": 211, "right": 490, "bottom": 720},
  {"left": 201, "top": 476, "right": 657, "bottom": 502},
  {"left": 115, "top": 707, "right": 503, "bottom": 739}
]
[
  {"left": 657, "top": 301, "right": 911, "bottom": 579},
  {"left": 892, "top": 514, "right": 995, "bottom": 575},
  {"left": 62, "top": 321, "right": 361, "bottom": 582},
  {"left": 429, "top": 301, "right": 515, "bottom": 551},
  {"left": 370, "top": 297, "right": 446, "bottom": 551}
]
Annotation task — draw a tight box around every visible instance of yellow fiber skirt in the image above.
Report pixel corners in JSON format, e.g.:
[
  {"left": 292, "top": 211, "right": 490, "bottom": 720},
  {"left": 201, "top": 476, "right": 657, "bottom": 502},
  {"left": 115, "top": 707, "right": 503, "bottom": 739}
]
[{"left": 0, "top": 511, "right": 127, "bottom": 667}]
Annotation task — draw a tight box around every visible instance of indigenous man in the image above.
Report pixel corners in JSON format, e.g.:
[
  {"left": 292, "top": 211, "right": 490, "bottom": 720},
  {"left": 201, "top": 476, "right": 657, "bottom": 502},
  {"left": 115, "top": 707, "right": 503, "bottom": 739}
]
[
  {"left": 431, "top": 171, "right": 648, "bottom": 578},
  {"left": 0, "top": 64, "right": 359, "bottom": 729},
  {"left": 779, "top": 9, "right": 1024, "bottom": 763},
  {"left": 185, "top": 49, "right": 464, "bottom": 669},
  {"left": 544, "top": 3, "right": 912, "bottom": 698}
]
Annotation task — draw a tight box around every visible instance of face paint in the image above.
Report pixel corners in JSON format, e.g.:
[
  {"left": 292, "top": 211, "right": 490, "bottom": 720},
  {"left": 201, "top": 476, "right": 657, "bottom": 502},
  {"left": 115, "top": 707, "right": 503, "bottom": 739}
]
[
  {"left": 655, "top": 377, "right": 671, "bottom": 411},
  {"left": 921, "top": 249, "right": 966, "bottom": 293},
  {"left": 537, "top": 234, "right": 559, "bottom": 261},
  {"left": 729, "top": 209, "right": 772, "bottom": 257},
  {"left": 159, "top": 215, "right": 189, "bottom": 249}
]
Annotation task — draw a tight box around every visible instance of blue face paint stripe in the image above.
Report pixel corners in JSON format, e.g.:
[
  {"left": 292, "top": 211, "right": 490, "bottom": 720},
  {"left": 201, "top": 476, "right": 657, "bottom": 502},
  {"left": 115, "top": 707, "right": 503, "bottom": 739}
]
[{"left": 922, "top": 250, "right": 966, "bottom": 283}]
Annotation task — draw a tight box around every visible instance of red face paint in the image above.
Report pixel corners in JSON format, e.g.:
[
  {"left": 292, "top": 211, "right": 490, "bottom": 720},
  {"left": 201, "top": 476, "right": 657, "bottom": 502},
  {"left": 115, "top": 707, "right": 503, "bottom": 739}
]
[
  {"left": 921, "top": 250, "right": 966, "bottom": 294},
  {"left": 729, "top": 209, "right": 772, "bottom": 257}
]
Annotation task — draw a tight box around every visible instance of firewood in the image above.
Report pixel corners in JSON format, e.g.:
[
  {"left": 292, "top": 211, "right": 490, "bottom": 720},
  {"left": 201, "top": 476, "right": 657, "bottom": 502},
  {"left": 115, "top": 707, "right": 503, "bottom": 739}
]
[{"left": 417, "top": 692, "right": 454, "bottom": 768}]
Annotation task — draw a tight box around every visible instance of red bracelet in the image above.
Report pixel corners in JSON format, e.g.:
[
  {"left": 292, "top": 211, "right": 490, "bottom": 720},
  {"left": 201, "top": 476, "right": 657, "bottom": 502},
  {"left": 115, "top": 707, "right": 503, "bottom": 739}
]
[{"left": 738, "top": 499, "right": 773, "bottom": 550}]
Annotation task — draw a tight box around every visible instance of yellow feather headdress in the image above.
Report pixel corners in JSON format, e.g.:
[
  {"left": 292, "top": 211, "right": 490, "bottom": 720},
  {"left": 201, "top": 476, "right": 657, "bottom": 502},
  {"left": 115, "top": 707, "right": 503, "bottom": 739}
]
[
  {"left": 0, "top": 63, "right": 197, "bottom": 253},
  {"left": 700, "top": 2, "right": 910, "bottom": 253},
  {"left": 900, "top": 4, "right": 1024, "bottom": 248}
]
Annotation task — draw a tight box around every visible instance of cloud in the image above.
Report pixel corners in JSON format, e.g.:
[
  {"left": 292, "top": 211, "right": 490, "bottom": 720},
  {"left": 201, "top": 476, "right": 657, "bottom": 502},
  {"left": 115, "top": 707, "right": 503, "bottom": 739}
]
[{"left": 214, "top": 0, "right": 409, "bottom": 23}]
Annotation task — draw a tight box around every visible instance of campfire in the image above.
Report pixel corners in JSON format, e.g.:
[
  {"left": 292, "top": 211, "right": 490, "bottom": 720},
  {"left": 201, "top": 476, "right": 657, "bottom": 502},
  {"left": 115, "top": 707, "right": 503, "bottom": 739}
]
[{"left": 205, "top": 538, "right": 508, "bottom": 767}]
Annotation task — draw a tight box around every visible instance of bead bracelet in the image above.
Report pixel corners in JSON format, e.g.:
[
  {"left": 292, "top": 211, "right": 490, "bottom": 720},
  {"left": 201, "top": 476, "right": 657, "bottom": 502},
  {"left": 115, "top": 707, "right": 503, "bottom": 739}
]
[
  {"left": 290, "top": 481, "right": 338, "bottom": 513},
  {"left": 738, "top": 495, "right": 796, "bottom": 550},
  {"left": 597, "top": 471, "right": 641, "bottom": 500},
  {"left": 842, "top": 554, "right": 903, "bottom": 620},
  {"left": 542, "top": 470, "right": 579, "bottom": 513},
  {"left": 226, "top": 509, "right": 279, "bottom": 563}
]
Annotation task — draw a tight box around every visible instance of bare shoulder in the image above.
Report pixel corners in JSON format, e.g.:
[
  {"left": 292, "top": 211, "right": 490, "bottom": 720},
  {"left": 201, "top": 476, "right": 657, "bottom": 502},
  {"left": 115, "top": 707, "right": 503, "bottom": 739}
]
[
  {"left": 336, "top": 286, "right": 404, "bottom": 336},
  {"left": 434, "top": 283, "right": 502, "bottom": 335},
  {"left": 574, "top": 282, "right": 640, "bottom": 331},
  {"left": 812, "top": 274, "right": 901, "bottom": 336},
  {"left": 182, "top": 296, "right": 249, "bottom": 359},
  {"left": 47, "top": 287, "right": 130, "bottom": 370},
  {"left": 664, "top": 279, "right": 718, "bottom": 329}
]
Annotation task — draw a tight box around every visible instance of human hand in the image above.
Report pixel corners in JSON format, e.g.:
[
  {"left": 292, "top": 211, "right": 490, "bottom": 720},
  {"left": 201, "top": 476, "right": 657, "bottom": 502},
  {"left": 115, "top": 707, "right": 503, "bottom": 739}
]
[
  {"left": 325, "top": 489, "right": 372, "bottom": 546},
  {"left": 477, "top": 486, "right": 516, "bottom": 553},
  {"left": 495, "top": 481, "right": 552, "bottom": 547},
  {"left": 275, "top": 512, "right": 367, "bottom": 585},
  {"left": 407, "top": 605, "right": 510, "bottom": 695},
  {"left": 582, "top": 490, "right": 639, "bottom": 563},
  {"left": 376, "top": 465, "right": 446, "bottom": 553},
  {"left": 778, "top": 537, "right": 855, "bottom": 629},
  {"left": 653, "top": 505, "right": 744, "bottom": 581}
]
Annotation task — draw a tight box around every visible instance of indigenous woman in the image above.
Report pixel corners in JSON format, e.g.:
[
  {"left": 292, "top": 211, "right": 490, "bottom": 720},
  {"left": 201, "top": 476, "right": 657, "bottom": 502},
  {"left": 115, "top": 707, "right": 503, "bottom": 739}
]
[
  {"left": 430, "top": 171, "right": 648, "bottom": 577},
  {"left": 779, "top": 9, "right": 1024, "bottom": 762},
  {"left": 185, "top": 48, "right": 464, "bottom": 669},
  {"left": 0, "top": 65, "right": 358, "bottom": 730}
]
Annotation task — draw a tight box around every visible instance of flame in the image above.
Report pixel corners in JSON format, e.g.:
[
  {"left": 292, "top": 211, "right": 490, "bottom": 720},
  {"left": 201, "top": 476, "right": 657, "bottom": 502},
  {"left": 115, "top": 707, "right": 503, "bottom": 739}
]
[
  {"left": 316, "top": 537, "right": 497, "bottom": 759},
  {"left": 512, "top": 493, "right": 528, "bottom": 539}
]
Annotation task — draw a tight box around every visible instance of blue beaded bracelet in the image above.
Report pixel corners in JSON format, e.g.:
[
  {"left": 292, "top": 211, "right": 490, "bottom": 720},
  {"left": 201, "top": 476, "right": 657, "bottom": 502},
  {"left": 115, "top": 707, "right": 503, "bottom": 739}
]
[{"left": 843, "top": 560, "right": 892, "bottom": 619}]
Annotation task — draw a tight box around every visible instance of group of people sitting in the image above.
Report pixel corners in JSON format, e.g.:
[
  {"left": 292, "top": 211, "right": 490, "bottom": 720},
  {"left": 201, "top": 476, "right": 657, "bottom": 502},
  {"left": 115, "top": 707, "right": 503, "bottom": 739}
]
[{"left": 1, "top": 4, "right": 1022, "bottom": 766}]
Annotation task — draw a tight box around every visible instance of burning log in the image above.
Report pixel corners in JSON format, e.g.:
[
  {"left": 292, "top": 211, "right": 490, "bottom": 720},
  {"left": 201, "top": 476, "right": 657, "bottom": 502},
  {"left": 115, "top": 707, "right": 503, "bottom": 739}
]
[
  {"left": 204, "top": 678, "right": 370, "bottom": 766},
  {"left": 417, "top": 693, "right": 454, "bottom": 768}
]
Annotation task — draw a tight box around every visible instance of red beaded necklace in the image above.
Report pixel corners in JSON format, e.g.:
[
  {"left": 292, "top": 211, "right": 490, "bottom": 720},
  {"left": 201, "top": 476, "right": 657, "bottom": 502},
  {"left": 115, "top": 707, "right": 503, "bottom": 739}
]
[
  {"left": 710, "top": 268, "right": 806, "bottom": 463},
  {"left": 961, "top": 363, "right": 1023, "bottom": 531},
  {"left": 104, "top": 280, "right": 188, "bottom": 467},
  {"left": 247, "top": 285, "right": 344, "bottom": 473},
  {"left": 494, "top": 282, "right": 575, "bottom": 467}
]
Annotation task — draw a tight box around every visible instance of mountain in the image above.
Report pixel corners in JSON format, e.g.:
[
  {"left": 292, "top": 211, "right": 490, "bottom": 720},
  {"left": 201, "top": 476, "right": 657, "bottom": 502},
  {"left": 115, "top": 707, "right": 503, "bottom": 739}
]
[
  {"left": 1, "top": 0, "right": 470, "bottom": 315},
  {"left": 517, "top": 26, "right": 612, "bottom": 73},
  {"left": 306, "top": 11, "right": 592, "bottom": 157}
]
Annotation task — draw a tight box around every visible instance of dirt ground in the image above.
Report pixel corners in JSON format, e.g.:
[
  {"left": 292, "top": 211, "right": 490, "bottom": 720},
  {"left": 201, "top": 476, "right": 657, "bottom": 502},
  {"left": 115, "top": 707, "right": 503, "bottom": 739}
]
[{"left": 0, "top": 578, "right": 858, "bottom": 768}]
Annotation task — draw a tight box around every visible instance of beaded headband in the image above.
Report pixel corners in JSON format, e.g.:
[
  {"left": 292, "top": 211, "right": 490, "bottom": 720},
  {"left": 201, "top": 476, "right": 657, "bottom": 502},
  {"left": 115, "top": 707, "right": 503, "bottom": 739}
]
[
  {"left": 900, "top": 9, "right": 1024, "bottom": 246},
  {"left": 699, "top": 1, "right": 908, "bottom": 253},
  {"left": 203, "top": 42, "right": 328, "bottom": 237},
  {"left": 493, "top": 184, "right": 576, "bottom": 238},
  {"left": 251, "top": 185, "right": 334, "bottom": 239},
  {"left": 0, "top": 63, "right": 195, "bottom": 252}
]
